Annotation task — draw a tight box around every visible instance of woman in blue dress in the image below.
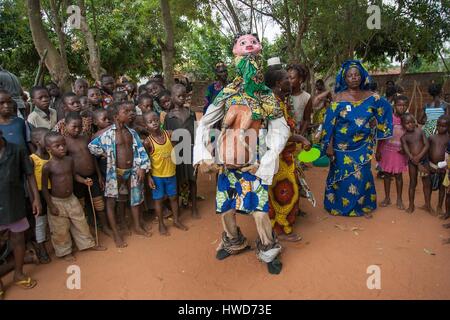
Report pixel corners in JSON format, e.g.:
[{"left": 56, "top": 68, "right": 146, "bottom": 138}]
[{"left": 321, "top": 60, "right": 393, "bottom": 217}]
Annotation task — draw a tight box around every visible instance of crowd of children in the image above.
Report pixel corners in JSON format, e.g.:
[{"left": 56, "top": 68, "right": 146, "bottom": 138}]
[
  {"left": 375, "top": 84, "right": 450, "bottom": 245},
  {"left": 1, "top": 69, "right": 450, "bottom": 297},
  {"left": 0, "top": 75, "right": 201, "bottom": 297}
]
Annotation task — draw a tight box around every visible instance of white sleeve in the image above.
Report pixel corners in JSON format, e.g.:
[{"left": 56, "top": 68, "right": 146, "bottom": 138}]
[
  {"left": 255, "top": 116, "right": 290, "bottom": 185},
  {"left": 192, "top": 101, "right": 225, "bottom": 165}
]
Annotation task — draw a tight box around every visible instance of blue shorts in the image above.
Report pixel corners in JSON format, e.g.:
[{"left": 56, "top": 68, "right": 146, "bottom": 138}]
[{"left": 152, "top": 176, "right": 177, "bottom": 200}]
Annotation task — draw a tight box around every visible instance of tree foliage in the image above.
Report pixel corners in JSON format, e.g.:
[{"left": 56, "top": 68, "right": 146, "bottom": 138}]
[{"left": 0, "top": 0, "right": 449, "bottom": 89}]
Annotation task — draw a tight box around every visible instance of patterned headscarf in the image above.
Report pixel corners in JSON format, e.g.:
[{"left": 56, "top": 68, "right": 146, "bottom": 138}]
[{"left": 334, "top": 60, "right": 372, "bottom": 94}]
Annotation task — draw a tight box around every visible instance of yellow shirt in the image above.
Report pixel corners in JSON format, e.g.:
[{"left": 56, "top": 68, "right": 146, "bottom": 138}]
[
  {"left": 30, "top": 153, "right": 51, "bottom": 190},
  {"left": 146, "top": 131, "right": 176, "bottom": 177}
]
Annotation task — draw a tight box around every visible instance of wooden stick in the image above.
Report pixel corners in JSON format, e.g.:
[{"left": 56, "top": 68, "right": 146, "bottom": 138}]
[{"left": 87, "top": 185, "right": 99, "bottom": 246}]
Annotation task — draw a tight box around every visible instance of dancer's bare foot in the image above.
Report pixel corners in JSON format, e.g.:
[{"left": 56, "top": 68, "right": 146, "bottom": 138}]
[
  {"left": 380, "top": 198, "right": 391, "bottom": 207},
  {"left": 173, "top": 220, "right": 188, "bottom": 231},
  {"left": 134, "top": 227, "right": 151, "bottom": 237},
  {"left": 406, "top": 205, "right": 414, "bottom": 214},
  {"left": 442, "top": 223, "right": 450, "bottom": 229},
  {"left": 442, "top": 238, "right": 450, "bottom": 244},
  {"left": 396, "top": 199, "right": 405, "bottom": 210},
  {"left": 113, "top": 234, "right": 128, "bottom": 248},
  {"left": 436, "top": 207, "right": 443, "bottom": 216},
  {"left": 278, "top": 233, "right": 302, "bottom": 242},
  {"left": 159, "top": 223, "right": 170, "bottom": 236},
  {"left": 89, "top": 245, "right": 107, "bottom": 251},
  {"left": 63, "top": 253, "right": 76, "bottom": 262}
]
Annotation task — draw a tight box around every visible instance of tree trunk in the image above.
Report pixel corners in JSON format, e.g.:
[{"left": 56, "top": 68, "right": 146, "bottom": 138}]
[
  {"left": 293, "top": 0, "right": 308, "bottom": 63},
  {"left": 49, "top": 0, "right": 69, "bottom": 70},
  {"left": 159, "top": 0, "right": 175, "bottom": 89},
  {"left": 283, "top": 0, "right": 295, "bottom": 63},
  {"left": 27, "top": 0, "right": 72, "bottom": 92},
  {"left": 78, "top": 0, "right": 105, "bottom": 81},
  {"left": 225, "top": 0, "right": 242, "bottom": 34}
]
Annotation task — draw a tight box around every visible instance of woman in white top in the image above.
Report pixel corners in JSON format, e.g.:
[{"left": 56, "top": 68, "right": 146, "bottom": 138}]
[{"left": 287, "top": 64, "right": 313, "bottom": 136}]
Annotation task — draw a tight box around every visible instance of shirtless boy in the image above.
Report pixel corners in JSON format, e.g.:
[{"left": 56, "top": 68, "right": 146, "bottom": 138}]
[
  {"left": 400, "top": 114, "right": 430, "bottom": 213},
  {"left": 64, "top": 112, "right": 112, "bottom": 237},
  {"left": 89, "top": 101, "right": 151, "bottom": 248},
  {"left": 41, "top": 132, "right": 106, "bottom": 261},
  {"left": 427, "top": 115, "right": 450, "bottom": 216}
]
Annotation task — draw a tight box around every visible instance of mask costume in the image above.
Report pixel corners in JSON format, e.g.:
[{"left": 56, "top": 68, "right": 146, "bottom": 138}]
[{"left": 193, "top": 34, "right": 290, "bottom": 274}]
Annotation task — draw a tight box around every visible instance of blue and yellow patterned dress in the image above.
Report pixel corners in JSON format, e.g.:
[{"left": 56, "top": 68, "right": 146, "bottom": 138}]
[{"left": 321, "top": 94, "right": 393, "bottom": 216}]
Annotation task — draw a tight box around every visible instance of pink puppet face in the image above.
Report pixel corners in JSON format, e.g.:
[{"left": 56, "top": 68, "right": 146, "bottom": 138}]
[{"left": 232, "top": 34, "right": 262, "bottom": 56}]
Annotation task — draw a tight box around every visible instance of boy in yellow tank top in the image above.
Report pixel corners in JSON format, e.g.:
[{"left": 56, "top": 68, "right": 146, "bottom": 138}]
[
  {"left": 143, "top": 112, "right": 188, "bottom": 235},
  {"left": 29, "top": 128, "right": 51, "bottom": 263}
]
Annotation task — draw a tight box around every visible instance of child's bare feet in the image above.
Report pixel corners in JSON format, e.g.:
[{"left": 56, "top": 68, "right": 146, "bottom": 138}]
[
  {"left": 63, "top": 253, "right": 76, "bottom": 262},
  {"left": 134, "top": 227, "right": 151, "bottom": 237},
  {"left": 89, "top": 245, "right": 107, "bottom": 251},
  {"left": 113, "top": 234, "right": 128, "bottom": 248},
  {"left": 173, "top": 220, "right": 188, "bottom": 231},
  {"left": 159, "top": 223, "right": 170, "bottom": 236},
  {"left": 406, "top": 205, "right": 414, "bottom": 213},
  {"left": 163, "top": 208, "right": 173, "bottom": 219},
  {"left": 442, "top": 223, "right": 450, "bottom": 229},
  {"left": 142, "top": 223, "right": 152, "bottom": 233},
  {"left": 396, "top": 199, "right": 405, "bottom": 210},
  {"left": 380, "top": 198, "right": 391, "bottom": 207},
  {"left": 420, "top": 205, "right": 436, "bottom": 216}
]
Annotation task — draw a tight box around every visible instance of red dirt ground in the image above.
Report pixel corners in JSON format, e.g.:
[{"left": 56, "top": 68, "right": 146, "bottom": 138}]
[{"left": 3, "top": 166, "right": 450, "bottom": 300}]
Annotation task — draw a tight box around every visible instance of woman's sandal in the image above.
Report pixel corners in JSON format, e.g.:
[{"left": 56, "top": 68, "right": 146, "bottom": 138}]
[{"left": 14, "top": 277, "right": 37, "bottom": 289}]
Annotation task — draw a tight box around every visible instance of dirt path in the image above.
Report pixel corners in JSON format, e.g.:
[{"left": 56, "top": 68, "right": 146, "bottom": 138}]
[{"left": 4, "top": 166, "right": 450, "bottom": 300}]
